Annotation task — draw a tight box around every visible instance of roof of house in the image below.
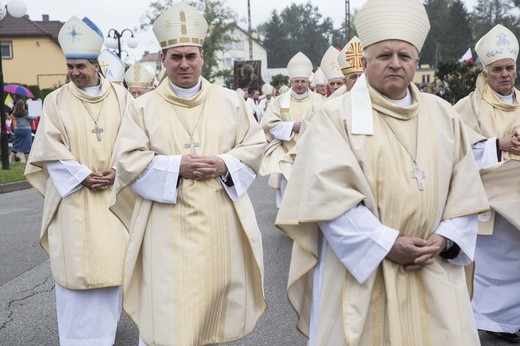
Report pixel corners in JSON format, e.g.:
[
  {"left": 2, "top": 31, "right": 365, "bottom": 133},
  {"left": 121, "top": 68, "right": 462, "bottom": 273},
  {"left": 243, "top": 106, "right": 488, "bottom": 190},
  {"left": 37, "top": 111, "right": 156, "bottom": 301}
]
[
  {"left": 0, "top": 14, "right": 63, "bottom": 43},
  {"left": 235, "top": 25, "right": 263, "bottom": 47}
]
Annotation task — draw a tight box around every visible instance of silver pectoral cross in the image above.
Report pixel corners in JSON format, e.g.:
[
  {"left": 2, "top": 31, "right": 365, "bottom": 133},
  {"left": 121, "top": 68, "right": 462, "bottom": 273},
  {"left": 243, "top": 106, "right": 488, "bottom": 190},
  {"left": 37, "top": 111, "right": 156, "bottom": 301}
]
[
  {"left": 185, "top": 137, "right": 200, "bottom": 154},
  {"left": 91, "top": 123, "right": 103, "bottom": 141},
  {"left": 411, "top": 162, "right": 426, "bottom": 190}
]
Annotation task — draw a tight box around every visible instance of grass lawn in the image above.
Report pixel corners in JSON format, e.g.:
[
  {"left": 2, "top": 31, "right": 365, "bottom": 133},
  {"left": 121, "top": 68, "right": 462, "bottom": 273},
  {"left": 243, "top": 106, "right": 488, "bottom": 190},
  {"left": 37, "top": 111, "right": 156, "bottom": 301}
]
[{"left": 0, "top": 162, "right": 26, "bottom": 184}]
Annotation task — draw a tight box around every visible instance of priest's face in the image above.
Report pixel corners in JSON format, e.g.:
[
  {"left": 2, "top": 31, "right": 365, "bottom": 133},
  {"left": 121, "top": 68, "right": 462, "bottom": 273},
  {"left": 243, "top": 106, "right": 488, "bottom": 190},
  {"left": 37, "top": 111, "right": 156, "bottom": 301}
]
[
  {"left": 484, "top": 58, "right": 516, "bottom": 96},
  {"left": 344, "top": 72, "right": 362, "bottom": 91},
  {"left": 362, "top": 40, "right": 419, "bottom": 100},
  {"left": 66, "top": 59, "right": 100, "bottom": 88},
  {"left": 161, "top": 46, "right": 204, "bottom": 89},
  {"left": 327, "top": 77, "right": 345, "bottom": 94},
  {"left": 290, "top": 78, "right": 310, "bottom": 95},
  {"left": 129, "top": 86, "right": 153, "bottom": 99},
  {"left": 315, "top": 84, "right": 327, "bottom": 96}
]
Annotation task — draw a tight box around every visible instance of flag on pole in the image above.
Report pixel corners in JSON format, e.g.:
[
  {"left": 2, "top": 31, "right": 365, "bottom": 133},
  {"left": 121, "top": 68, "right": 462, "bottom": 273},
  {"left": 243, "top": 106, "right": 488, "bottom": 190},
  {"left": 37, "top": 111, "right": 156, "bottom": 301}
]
[
  {"left": 4, "top": 93, "right": 13, "bottom": 108},
  {"left": 459, "top": 47, "right": 474, "bottom": 64}
]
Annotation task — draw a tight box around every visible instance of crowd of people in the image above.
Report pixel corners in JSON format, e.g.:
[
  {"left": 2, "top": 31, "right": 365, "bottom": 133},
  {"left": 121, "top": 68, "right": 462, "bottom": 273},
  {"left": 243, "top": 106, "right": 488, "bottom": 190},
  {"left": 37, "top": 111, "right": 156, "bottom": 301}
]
[{"left": 19, "top": 0, "right": 520, "bottom": 345}]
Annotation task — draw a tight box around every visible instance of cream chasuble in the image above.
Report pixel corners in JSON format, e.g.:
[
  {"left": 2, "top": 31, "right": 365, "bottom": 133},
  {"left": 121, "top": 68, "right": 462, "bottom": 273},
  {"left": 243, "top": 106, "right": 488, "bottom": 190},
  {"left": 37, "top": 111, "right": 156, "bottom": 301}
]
[
  {"left": 276, "top": 84, "right": 489, "bottom": 345},
  {"left": 25, "top": 79, "right": 131, "bottom": 289},
  {"left": 455, "top": 73, "right": 520, "bottom": 235},
  {"left": 110, "top": 78, "right": 267, "bottom": 346},
  {"left": 259, "top": 90, "right": 323, "bottom": 187}
]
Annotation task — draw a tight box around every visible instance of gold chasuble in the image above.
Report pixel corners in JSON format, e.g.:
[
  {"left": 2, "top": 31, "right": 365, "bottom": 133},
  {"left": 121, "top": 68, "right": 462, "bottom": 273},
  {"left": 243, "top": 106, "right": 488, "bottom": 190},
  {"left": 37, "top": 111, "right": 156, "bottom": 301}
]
[
  {"left": 25, "top": 79, "right": 131, "bottom": 289},
  {"left": 276, "top": 84, "right": 489, "bottom": 345},
  {"left": 455, "top": 73, "right": 520, "bottom": 235},
  {"left": 111, "top": 78, "right": 266, "bottom": 346},
  {"left": 259, "top": 90, "right": 323, "bottom": 181}
]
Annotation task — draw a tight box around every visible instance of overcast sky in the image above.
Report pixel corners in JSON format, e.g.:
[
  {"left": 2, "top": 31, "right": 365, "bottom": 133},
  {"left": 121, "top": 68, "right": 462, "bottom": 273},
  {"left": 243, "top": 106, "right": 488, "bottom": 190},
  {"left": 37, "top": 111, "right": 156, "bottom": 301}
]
[{"left": 24, "top": 0, "right": 479, "bottom": 63}]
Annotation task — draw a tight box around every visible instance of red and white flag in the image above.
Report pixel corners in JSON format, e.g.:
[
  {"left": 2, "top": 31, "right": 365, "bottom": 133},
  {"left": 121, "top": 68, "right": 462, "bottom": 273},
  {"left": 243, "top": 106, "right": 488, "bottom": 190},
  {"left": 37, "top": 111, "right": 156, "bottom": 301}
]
[{"left": 458, "top": 47, "right": 473, "bottom": 64}]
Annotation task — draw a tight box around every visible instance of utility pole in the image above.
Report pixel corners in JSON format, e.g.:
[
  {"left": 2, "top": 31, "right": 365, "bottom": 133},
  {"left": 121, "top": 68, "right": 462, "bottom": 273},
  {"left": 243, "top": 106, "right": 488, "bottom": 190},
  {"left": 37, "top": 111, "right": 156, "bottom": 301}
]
[
  {"left": 345, "top": 0, "right": 350, "bottom": 40},
  {"left": 247, "top": 0, "right": 253, "bottom": 59}
]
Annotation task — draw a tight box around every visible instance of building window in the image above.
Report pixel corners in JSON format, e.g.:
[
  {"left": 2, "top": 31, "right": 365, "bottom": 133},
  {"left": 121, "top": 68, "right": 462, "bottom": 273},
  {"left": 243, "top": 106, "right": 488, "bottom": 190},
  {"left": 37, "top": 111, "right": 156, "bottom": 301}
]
[
  {"left": 233, "top": 41, "right": 244, "bottom": 50},
  {"left": 422, "top": 74, "right": 431, "bottom": 84},
  {"left": 1, "top": 42, "right": 13, "bottom": 59},
  {"left": 223, "top": 57, "right": 232, "bottom": 68}
]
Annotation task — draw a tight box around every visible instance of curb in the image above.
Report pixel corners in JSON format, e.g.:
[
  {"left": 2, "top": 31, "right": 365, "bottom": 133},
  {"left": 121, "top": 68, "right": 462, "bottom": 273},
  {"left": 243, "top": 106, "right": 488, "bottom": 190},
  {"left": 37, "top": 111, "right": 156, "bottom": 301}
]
[{"left": 0, "top": 180, "right": 31, "bottom": 194}]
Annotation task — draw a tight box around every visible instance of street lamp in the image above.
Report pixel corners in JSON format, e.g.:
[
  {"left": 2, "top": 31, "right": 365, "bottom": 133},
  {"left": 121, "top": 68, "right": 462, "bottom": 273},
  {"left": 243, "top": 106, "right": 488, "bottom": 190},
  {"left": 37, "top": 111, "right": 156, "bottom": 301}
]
[
  {"left": 105, "top": 28, "right": 138, "bottom": 58},
  {"left": 1, "top": 0, "right": 27, "bottom": 170}
]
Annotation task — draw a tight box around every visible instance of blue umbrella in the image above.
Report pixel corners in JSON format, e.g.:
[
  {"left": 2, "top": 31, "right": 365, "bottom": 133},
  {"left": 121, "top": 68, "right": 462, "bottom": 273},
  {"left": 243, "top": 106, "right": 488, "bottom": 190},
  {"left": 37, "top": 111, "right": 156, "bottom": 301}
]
[{"left": 4, "top": 84, "right": 34, "bottom": 98}]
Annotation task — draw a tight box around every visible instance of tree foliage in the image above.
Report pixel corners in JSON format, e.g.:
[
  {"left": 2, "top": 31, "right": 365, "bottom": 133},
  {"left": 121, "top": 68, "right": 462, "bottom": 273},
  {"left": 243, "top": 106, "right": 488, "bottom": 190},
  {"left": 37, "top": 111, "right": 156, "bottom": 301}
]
[
  {"left": 471, "top": 0, "right": 520, "bottom": 42},
  {"left": 261, "top": 2, "right": 335, "bottom": 68},
  {"left": 422, "top": 0, "right": 473, "bottom": 66},
  {"left": 270, "top": 74, "right": 289, "bottom": 89},
  {"left": 138, "top": 0, "right": 237, "bottom": 82},
  {"left": 435, "top": 60, "right": 481, "bottom": 104}
]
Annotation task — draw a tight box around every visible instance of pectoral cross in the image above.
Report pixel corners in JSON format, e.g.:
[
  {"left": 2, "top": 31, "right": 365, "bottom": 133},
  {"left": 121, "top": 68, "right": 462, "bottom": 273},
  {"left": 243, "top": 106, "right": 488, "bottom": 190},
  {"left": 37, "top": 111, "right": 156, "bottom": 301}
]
[
  {"left": 184, "top": 137, "right": 199, "bottom": 154},
  {"left": 411, "top": 162, "right": 425, "bottom": 190},
  {"left": 91, "top": 123, "right": 103, "bottom": 141}
]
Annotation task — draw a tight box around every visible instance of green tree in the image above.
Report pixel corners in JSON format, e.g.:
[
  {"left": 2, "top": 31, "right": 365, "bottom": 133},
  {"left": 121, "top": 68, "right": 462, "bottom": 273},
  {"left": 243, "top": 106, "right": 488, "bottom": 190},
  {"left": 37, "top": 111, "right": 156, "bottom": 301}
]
[
  {"left": 138, "top": 0, "right": 237, "bottom": 82},
  {"left": 435, "top": 60, "right": 481, "bottom": 104},
  {"left": 423, "top": 0, "right": 473, "bottom": 67},
  {"left": 270, "top": 74, "right": 289, "bottom": 89},
  {"left": 261, "top": 2, "right": 335, "bottom": 68},
  {"left": 262, "top": 12, "right": 286, "bottom": 68},
  {"left": 470, "top": 0, "right": 518, "bottom": 40}
]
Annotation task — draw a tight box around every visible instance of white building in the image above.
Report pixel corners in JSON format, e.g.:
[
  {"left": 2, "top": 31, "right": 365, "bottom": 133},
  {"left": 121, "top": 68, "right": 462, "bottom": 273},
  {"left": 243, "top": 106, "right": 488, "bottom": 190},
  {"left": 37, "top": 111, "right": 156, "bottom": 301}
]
[{"left": 214, "top": 25, "right": 268, "bottom": 87}]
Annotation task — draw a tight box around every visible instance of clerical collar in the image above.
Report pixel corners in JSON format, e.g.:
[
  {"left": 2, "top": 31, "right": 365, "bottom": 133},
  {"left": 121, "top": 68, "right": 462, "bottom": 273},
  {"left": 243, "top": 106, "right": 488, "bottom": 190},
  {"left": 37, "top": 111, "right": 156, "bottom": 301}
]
[
  {"left": 495, "top": 90, "right": 515, "bottom": 105},
  {"left": 291, "top": 89, "right": 308, "bottom": 100},
  {"left": 170, "top": 78, "right": 202, "bottom": 99},
  {"left": 388, "top": 88, "right": 412, "bottom": 107},
  {"left": 82, "top": 84, "right": 101, "bottom": 97}
]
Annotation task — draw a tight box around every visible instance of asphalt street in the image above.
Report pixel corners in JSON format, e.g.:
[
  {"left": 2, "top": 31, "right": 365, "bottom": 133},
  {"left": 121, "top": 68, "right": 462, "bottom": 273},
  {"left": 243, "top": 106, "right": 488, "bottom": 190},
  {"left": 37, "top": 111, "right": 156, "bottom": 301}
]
[{"left": 0, "top": 176, "right": 512, "bottom": 346}]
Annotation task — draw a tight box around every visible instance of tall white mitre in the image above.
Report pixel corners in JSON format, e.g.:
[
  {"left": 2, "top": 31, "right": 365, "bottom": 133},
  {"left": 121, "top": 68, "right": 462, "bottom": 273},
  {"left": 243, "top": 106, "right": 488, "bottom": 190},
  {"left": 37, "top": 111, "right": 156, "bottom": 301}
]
[
  {"left": 125, "top": 62, "right": 157, "bottom": 88},
  {"left": 354, "top": 0, "right": 430, "bottom": 52},
  {"left": 320, "top": 46, "right": 344, "bottom": 81},
  {"left": 313, "top": 67, "right": 326, "bottom": 85},
  {"left": 475, "top": 24, "right": 519, "bottom": 66},
  {"left": 351, "top": 0, "right": 430, "bottom": 135},
  {"left": 152, "top": 2, "right": 208, "bottom": 49},
  {"left": 262, "top": 83, "right": 274, "bottom": 95},
  {"left": 98, "top": 49, "right": 126, "bottom": 83},
  {"left": 337, "top": 36, "right": 364, "bottom": 75},
  {"left": 58, "top": 16, "right": 104, "bottom": 59},
  {"left": 287, "top": 52, "right": 313, "bottom": 79}
]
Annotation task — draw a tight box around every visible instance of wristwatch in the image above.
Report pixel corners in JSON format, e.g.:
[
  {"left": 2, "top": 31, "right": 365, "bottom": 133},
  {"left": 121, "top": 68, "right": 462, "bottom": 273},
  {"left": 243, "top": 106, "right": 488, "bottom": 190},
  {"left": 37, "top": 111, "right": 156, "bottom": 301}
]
[{"left": 443, "top": 237, "right": 454, "bottom": 252}]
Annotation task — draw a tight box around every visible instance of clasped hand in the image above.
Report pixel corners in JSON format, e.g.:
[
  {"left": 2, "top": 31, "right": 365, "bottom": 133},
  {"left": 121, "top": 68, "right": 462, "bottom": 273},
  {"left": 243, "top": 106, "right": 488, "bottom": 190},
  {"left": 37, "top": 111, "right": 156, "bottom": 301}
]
[
  {"left": 180, "top": 154, "right": 227, "bottom": 180},
  {"left": 386, "top": 234, "right": 445, "bottom": 271},
  {"left": 499, "top": 130, "right": 520, "bottom": 155},
  {"left": 81, "top": 168, "right": 115, "bottom": 191}
]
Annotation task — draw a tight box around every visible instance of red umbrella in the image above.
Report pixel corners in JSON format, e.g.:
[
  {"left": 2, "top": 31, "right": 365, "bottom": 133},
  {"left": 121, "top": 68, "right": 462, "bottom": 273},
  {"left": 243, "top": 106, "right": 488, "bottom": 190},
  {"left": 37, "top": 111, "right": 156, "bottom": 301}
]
[{"left": 4, "top": 84, "right": 34, "bottom": 98}]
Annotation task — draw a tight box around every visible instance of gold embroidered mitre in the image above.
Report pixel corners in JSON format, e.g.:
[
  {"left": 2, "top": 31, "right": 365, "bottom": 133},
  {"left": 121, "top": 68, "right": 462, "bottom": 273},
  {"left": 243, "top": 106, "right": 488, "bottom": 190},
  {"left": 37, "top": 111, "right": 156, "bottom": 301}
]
[
  {"left": 152, "top": 2, "right": 208, "bottom": 49},
  {"left": 338, "top": 36, "right": 364, "bottom": 75},
  {"left": 124, "top": 62, "right": 157, "bottom": 88}
]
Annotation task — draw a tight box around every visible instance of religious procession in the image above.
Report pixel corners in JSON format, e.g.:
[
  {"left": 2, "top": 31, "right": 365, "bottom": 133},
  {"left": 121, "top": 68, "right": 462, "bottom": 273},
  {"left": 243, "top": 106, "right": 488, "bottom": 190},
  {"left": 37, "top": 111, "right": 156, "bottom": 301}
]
[{"left": 1, "top": 0, "right": 520, "bottom": 345}]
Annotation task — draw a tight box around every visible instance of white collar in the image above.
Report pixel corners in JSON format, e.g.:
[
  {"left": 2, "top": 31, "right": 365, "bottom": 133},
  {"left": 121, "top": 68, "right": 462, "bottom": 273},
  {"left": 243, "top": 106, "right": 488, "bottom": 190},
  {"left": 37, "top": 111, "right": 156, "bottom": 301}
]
[
  {"left": 82, "top": 84, "right": 101, "bottom": 96},
  {"left": 495, "top": 90, "right": 515, "bottom": 105},
  {"left": 389, "top": 88, "right": 412, "bottom": 107},
  {"left": 169, "top": 77, "right": 202, "bottom": 99},
  {"left": 291, "top": 89, "right": 309, "bottom": 100}
]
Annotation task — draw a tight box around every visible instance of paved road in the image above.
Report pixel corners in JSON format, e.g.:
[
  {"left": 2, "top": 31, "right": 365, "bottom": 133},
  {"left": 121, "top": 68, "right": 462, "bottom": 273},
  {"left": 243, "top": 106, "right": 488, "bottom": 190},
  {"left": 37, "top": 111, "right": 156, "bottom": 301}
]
[{"left": 0, "top": 177, "right": 512, "bottom": 345}]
